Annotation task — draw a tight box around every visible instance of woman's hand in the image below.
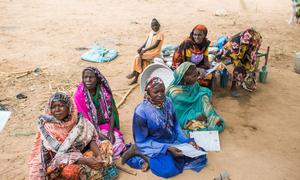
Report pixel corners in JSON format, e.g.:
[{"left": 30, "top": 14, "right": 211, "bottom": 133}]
[
  {"left": 196, "top": 115, "right": 207, "bottom": 122},
  {"left": 168, "top": 147, "right": 183, "bottom": 157},
  {"left": 197, "top": 68, "right": 207, "bottom": 79},
  {"left": 107, "top": 130, "right": 115, "bottom": 144},
  {"left": 189, "top": 141, "right": 200, "bottom": 150},
  {"left": 140, "top": 49, "right": 147, "bottom": 55},
  {"left": 137, "top": 47, "right": 143, "bottom": 54},
  {"left": 216, "top": 119, "right": 222, "bottom": 126}
]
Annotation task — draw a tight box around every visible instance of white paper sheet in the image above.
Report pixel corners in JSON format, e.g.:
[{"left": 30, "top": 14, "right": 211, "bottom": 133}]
[
  {"left": 205, "top": 62, "right": 223, "bottom": 76},
  {"left": 190, "top": 131, "right": 220, "bottom": 151},
  {"left": 172, "top": 143, "right": 207, "bottom": 158},
  {"left": 0, "top": 111, "right": 11, "bottom": 132}
]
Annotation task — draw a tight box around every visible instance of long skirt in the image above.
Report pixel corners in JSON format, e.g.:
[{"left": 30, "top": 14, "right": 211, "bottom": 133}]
[
  {"left": 132, "top": 50, "right": 160, "bottom": 73},
  {"left": 149, "top": 152, "right": 207, "bottom": 178},
  {"left": 98, "top": 123, "right": 126, "bottom": 160}
]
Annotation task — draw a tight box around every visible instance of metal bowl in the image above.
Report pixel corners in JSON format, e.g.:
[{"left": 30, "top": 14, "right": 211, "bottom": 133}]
[{"left": 140, "top": 62, "right": 174, "bottom": 93}]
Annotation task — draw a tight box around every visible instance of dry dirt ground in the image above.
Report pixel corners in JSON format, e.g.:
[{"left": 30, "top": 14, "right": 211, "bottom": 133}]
[{"left": 0, "top": 0, "right": 299, "bottom": 179}]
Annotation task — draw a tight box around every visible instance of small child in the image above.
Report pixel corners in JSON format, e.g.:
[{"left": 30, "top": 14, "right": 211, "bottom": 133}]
[{"left": 126, "top": 18, "right": 164, "bottom": 85}]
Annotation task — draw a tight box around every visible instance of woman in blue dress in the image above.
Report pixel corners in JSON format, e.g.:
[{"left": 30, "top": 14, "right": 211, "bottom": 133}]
[{"left": 131, "top": 77, "right": 207, "bottom": 178}]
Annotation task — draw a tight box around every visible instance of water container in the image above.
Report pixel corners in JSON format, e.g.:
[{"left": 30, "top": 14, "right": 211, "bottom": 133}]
[
  {"left": 258, "top": 46, "right": 270, "bottom": 83},
  {"left": 295, "top": 52, "right": 300, "bottom": 74},
  {"left": 259, "top": 65, "right": 268, "bottom": 83},
  {"left": 220, "top": 68, "right": 229, "bottom": 88}
]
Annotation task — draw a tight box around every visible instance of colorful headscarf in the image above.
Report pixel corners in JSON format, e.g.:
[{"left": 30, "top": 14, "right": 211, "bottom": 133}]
[
  {"left": 175, "top": 24, "right": 210, "bottom": 64},
  {"left": 77, "top": 66, "right": 120, "bottom": 130},
  {"left": 188, "top": 24, "right": 210, "bottom": 51},
  {"left": 166, "top": 63, "right": 215, "bottom": 129},
  {"left": 190, "top": 24, "right": 208, "bottom": 37},
  {"left": 43, "top": 91, "right": 73, "bottom": 123},
  {"left": 82, "top": 67, "right": 112, "bottom": 95},
  {"left": 144, "top": 77, "right": 165, "bottom": 108}
]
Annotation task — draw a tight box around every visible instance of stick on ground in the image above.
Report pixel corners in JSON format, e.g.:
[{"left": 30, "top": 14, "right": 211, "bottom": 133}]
[
  {"left": 16, "top": 72, "right": 31, "bottom": 79},
  {"left": 112, "top": 87, "right": 131, "bottom": 92},
  {"left": 117, "top": 84, "right": 139, "bottom": 108}
]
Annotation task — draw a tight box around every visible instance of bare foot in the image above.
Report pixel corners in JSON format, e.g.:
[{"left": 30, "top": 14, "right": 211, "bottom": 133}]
[
  {"left": 128, "top": 79, "right": 137, "bottom": 85},
  {"left": 121, "top": 145, "right": 138, "bottom": 164},
  {"left": 126, "top": 72, "right": 136, "bottom": 79},
  {"left": 121, "top": 144, "right": 148, "bottom": 165}
]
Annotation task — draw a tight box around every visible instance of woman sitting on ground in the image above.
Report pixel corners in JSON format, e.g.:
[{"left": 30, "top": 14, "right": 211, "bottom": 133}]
[
  {"left": 126, "top": 18, "right": 164, "bottom": 85},
  {"left": 29, "top": 92, "right": 114, "bottom": 179},
  {"left": 132, "top": 77, "right": 207, "bottom": 178},
  {"left": 74, "top": 67, "right": 126, "bottom": 160},
  {"left": 216, "top": 28, "right": 262, "bottom": 96},
  {"left": 172, "top": 24, "right": 213, "bottom": 89},
  {"left": 167, "top": 62, "right": 225, "bottom": 134}
]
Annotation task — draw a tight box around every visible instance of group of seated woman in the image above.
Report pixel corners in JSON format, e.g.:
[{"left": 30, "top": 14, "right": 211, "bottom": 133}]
[
  {"left": 126, "top": 18, "right": 262, "bottom": 95},
  {"left": 29, "top": 67, "right": 124, "bottom": 179},
  {"left": 28, "top": 19, "right": 262, "bottom": 179},
  {"left": 172, "top": 25, "right": 262, "bottom": 94},
  {"left": 28, "top": 63, "right": 225, "bottom": 179}
]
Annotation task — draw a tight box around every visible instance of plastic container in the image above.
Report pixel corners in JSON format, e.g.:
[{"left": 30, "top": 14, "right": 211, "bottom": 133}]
[
  {"left": 259, "top": 65, "right": 268, "bottom": 83},
  {"left": 217, "top": 36, "right": 228, "bottom": 50},
  {"left": 220, "top": 68, "right": 229, "bottom": 88}
]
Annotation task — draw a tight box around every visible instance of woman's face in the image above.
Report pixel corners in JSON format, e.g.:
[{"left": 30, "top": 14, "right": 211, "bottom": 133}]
[
  {"left": 148, "top": 84, "right": 165, "bottom": 105},
  {"left": 151, "top": 21, "right": 160, "bottom": 32},
  {"left": 83, "top": 70, "right": 97, "bottom": 90},
  {"left": 193, "top": 29, "right": 205, "bottom": 44},
  {"left": 182, "top": 66, "right": 198, "bottom": 85},
  {"left": 50, "top": 101, "right": 69, "bottom": 121}
]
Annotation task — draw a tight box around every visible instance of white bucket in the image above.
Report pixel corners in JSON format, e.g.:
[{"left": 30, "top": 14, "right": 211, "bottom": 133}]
[{"left": 295, "top": 52, "right": 300, "bottom": 74}]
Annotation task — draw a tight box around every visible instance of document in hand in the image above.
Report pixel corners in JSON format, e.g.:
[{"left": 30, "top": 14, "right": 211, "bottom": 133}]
[
  {"left": 190, "top": 131, "right": 220, "bottom": 151},
  {"left": 0, "top": 111, "right": 11, "bottom": 133},
  {"left": 171, "top": 143, "right": 207, "bottom": 158},
  {"left": 205, "top": 62, "right": 223, "bottom": 76}
]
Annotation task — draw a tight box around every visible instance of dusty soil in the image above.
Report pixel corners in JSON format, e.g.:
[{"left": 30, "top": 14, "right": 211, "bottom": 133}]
[{"left": 0, "top": 0, "right": 299, "bottom": 179}]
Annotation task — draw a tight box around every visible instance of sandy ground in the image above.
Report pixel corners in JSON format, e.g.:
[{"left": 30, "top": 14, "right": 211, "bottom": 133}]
[{"left": 0, "top": 0, "right": 300, "bottom": 179}]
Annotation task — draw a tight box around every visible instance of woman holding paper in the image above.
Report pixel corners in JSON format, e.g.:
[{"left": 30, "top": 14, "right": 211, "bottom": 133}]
[
  {"left": 167, "top": 62, "right": 225, "bottom": 133},
  {"left": 172, "top": 24, "right": 213, "bottom": 89},
  {"left": 132, "top": 77, "right": 207, "bottom": 178}
]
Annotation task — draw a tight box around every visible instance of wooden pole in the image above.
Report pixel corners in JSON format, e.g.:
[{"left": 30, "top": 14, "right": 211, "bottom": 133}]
[{"left": 116, "top": 84, "right": 139, "bottom": 108}]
